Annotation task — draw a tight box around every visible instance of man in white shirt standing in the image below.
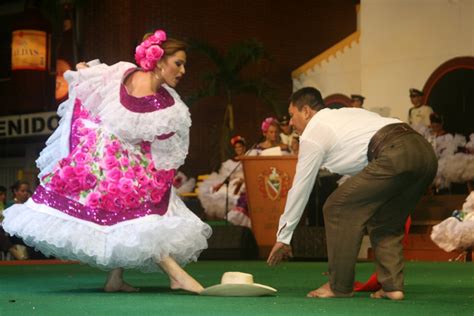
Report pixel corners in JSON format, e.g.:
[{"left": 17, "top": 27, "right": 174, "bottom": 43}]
[{"left": 267, "top": 87, "right": 437, "bottom": 300}]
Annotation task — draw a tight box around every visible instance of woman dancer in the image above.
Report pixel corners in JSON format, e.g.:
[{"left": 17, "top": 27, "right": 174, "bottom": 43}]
[
  {"left": 3, "top": 30, "right": 211, "bottom": 293},
  {"left": 198, "top": 136, "right": 247, "bottom": 221}
]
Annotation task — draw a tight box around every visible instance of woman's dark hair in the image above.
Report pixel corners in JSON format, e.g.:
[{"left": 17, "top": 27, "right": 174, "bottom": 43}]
[
  {"left": 430, "top": 113, "right": 444, "bottom": 125},
  {"left": 10, "top": 180, "right": 29, "bottom": 194},
  {"left": 0, "top": 185, "right": 6, "bottom": 193}
]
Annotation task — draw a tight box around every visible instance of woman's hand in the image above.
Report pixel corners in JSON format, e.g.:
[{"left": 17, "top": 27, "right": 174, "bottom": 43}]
[{"left": 76, "top": 62, "right": 89, "bottom": 70}]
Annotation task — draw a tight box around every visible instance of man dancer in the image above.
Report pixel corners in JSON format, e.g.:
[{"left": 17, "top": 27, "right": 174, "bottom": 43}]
[{"left": 267, "top": 87, "right": 437, "bottom": 300}]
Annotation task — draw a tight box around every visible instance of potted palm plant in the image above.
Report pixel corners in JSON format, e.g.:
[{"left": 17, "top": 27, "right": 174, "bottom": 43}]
[{"left": 188, "top": 39, "right": 277, "bottom": 165}]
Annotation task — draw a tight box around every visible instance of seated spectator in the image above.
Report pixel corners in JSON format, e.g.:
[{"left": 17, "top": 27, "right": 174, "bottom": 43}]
[
  {"left": 1, "top": 184, "right": 29, "bottom": 260},
  {"left": 6, "top": 180, "right": 30, "bottom": 207},
  {"left": 173, "top": 171, "right": 196, "bottom": 196},
  {"left": 350, "top": 94, "right": 365, "bottom": 108},
  {"left": 256, "top": 117, "right": 288, "bottom": 153},
  {"left": 198, "top": 136, "right": 247, "bottom": 220},
  {"left": 424, "top": 113, "right": 472, "bottom": 194},
  {"left": 290, "top": 136, "right": 300, "bottom": 155},
  {"left": 424, "top": 113, "right": 454, "bottom": 159},
  {"left": 278, "top": 115, "right": 296, "bottom": 151}
]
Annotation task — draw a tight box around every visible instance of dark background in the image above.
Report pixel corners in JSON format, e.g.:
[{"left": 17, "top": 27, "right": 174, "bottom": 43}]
[{"left": 0, "top": 0, "right": 357, "bottom": 176}]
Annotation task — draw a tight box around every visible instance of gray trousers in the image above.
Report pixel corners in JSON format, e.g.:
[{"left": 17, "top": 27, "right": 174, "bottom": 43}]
[{"left": 323, "top": 130, "right": 437, "bottom": 295}]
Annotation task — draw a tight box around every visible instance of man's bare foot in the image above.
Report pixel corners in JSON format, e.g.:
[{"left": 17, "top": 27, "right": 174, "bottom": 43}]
[
  {"left": 370, "top": 289, "right": 404, "bottom": 300},
  {"left": 307, "top": 282, "right": 353, "bottom": 298}
]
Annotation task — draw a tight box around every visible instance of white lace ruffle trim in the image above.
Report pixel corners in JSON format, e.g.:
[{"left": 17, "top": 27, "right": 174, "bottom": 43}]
[
  {"left": 66, "top": 62, "right": 191, "bottom": 170},
  {"left": 3, "top": 194, "right": 211, "bottom": 273}
]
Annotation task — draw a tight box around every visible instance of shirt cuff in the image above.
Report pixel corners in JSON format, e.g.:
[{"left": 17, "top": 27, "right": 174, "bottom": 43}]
[{"left": 276, "top": 224, "right": 293, "bottom": 245}]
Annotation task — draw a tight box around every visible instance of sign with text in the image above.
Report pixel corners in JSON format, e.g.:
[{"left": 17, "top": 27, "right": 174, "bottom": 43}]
[
  {"left": 11, "top": 30, "right": 47, "bottom": 71},
  {"left": 0, "top": 112, "right": 59, "bottom": 139}
]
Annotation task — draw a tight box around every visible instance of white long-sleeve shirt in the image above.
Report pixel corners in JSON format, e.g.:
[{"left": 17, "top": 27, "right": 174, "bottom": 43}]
[{"left": 276, "top": 108, "right": 400, "bottom": 244}]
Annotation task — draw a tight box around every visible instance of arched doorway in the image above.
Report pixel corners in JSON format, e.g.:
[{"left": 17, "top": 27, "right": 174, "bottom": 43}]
[
  {"left": 423, "top": 57, "right": 474, "bottom": 136},
  {"left": 324, "top": 93, "right": 351, "bottom": 109}
]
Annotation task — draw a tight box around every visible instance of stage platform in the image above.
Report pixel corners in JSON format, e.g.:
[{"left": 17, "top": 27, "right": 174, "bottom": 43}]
[{"left": 0, "top": 260, "right": 472, "bottom": 315}]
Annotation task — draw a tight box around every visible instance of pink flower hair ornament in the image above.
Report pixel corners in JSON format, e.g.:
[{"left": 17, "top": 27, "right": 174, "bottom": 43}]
[
  {"left": 261, "top": 117, "right": 277, "bottom": 134},
  {"left": 134, "top": 29, "right": 167, "bottom": 71},
  {"left": 230, "top": 135, "right": 246, "bottom": 146}
]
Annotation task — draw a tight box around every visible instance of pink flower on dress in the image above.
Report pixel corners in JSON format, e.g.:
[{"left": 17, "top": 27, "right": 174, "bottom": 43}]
[
  {"left": 120, "top": 157, "right": 130, "bottom": 167},
  {"left": 113, "top": 196, "right": 124, "bottom": 210},
  {"left": 82, "top": 173, "right": 97, "bottom": 190},
  {"left": 61, "top": 166, "right": 76, "bottom": 179},
  {"left": 118, "top": 177, "right": 134, "bottom": 194},
  {"left": 49, "top": 174, "right": 66, "bottom": 194},
  {"left": 124, "top": 169, "right": 135, "bottom": 179},
  {"left": 67, "top": 178, "right": 82, "bottom": 194},
  {"left": 107, "top": 182, "right": 119, "bottom": 195},
  {"left": 106, "top": 167, "right": 122, "bottom": 182},
  {"left": 139, "top": 185, "right": 150, "bottom": 196},
  {"left": 100, "top": 194, "right": 115, "bottom": 211},
  {"left": 74, "top": 164, "right": 90, "bottom": 176},
  {"left": 132, "top": 164, "right": 145, "bottom": 175},
  {"left": 125, "top": 192, "right": 140, "bottom": 209},
  {"left": 137, "top": 174, "right": 149, "bottom": 187},
  {"left": 105, "top": 140, "right": 121, "bottom": 156},
  {"left": 141, "top": 141, "right": 151, "bottom": 153},
  {"left": 85, "top": 131, "right": 97, "bottom": 146},
  {"left": 59, "top": 157, "right": 72, "bottom": 168},
  {"left": 150, "top": 188, "right": 164, "bottom": 204},
  {"left": 74, "top": 152, "right": 92, "bottom": 164},
  {"left": 86, "top": 192, "right": 101, "bottom": 208},
  {"left": 147, "top": 163, "right": 157, "bottom": 174},
  {"left": 152, "top": 174, "right": 166, "bottom": 191},
  {"left": 101, "top": 155, "right": 119, "bottom": 170},
  {"left": 99, "top": 180, "right": 109, "bottom": 192}
]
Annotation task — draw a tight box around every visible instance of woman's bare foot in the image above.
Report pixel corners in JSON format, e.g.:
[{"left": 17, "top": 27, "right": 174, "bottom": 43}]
[
  {"left": 104, "top": 268, "right": 139, "bottom": 293},
  {"left": 370, "top": 289, "right": 404, "bottom": 300},
  {"left": 307, "top": 282, "right": 353, "bottom": 298},
  {"left": 168, "top": 274, "right": 204, "bottom": 293},
  {"left": 159, "top": 256, "right": 203, "bottom": 294},
  {"left": 104, "top": 280, "right": 140, "bottom": 292}
]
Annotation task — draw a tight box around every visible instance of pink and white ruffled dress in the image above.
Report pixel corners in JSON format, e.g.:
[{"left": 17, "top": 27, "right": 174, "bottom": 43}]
[{"left": 3, "top": 62, "right": 211, "bottom": 272}]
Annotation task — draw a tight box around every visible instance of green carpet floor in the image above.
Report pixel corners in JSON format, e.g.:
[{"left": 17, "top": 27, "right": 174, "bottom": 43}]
[{"left": 0, "top": 261, "right": 473, "bottom": 315}]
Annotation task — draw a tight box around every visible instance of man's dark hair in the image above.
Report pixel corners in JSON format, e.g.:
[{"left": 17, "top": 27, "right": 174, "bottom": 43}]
[{"left": 290, "top": 87, "right": 325, "bottom": 111}]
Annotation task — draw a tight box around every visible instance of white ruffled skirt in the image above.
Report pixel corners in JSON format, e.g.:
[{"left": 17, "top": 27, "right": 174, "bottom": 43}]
[
  {"left": 3, "top": 191, "right": 212, "bottom": 273},
  {"left": 431, "top": 216, "right": 474, "bottom": 252}
]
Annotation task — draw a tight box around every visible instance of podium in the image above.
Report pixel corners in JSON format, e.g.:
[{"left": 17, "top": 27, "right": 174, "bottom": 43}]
[{"left": 240, "top": 156, "right": 297, "bottom": 258}]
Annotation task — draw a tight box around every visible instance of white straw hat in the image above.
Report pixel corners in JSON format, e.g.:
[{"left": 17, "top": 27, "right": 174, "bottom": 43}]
[{"left": 200, "top": 272, "right": 277, "bottom": 297}]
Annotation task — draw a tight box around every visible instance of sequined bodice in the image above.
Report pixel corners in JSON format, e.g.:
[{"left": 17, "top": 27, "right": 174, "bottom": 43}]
[{"left": 119, "top": 68, "right": 175, "bottom": 113}]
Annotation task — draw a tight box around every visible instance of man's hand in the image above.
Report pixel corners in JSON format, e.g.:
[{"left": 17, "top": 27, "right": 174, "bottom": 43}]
[{"left": 267, "top": 242, "right": 293, "bottom": 266}]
